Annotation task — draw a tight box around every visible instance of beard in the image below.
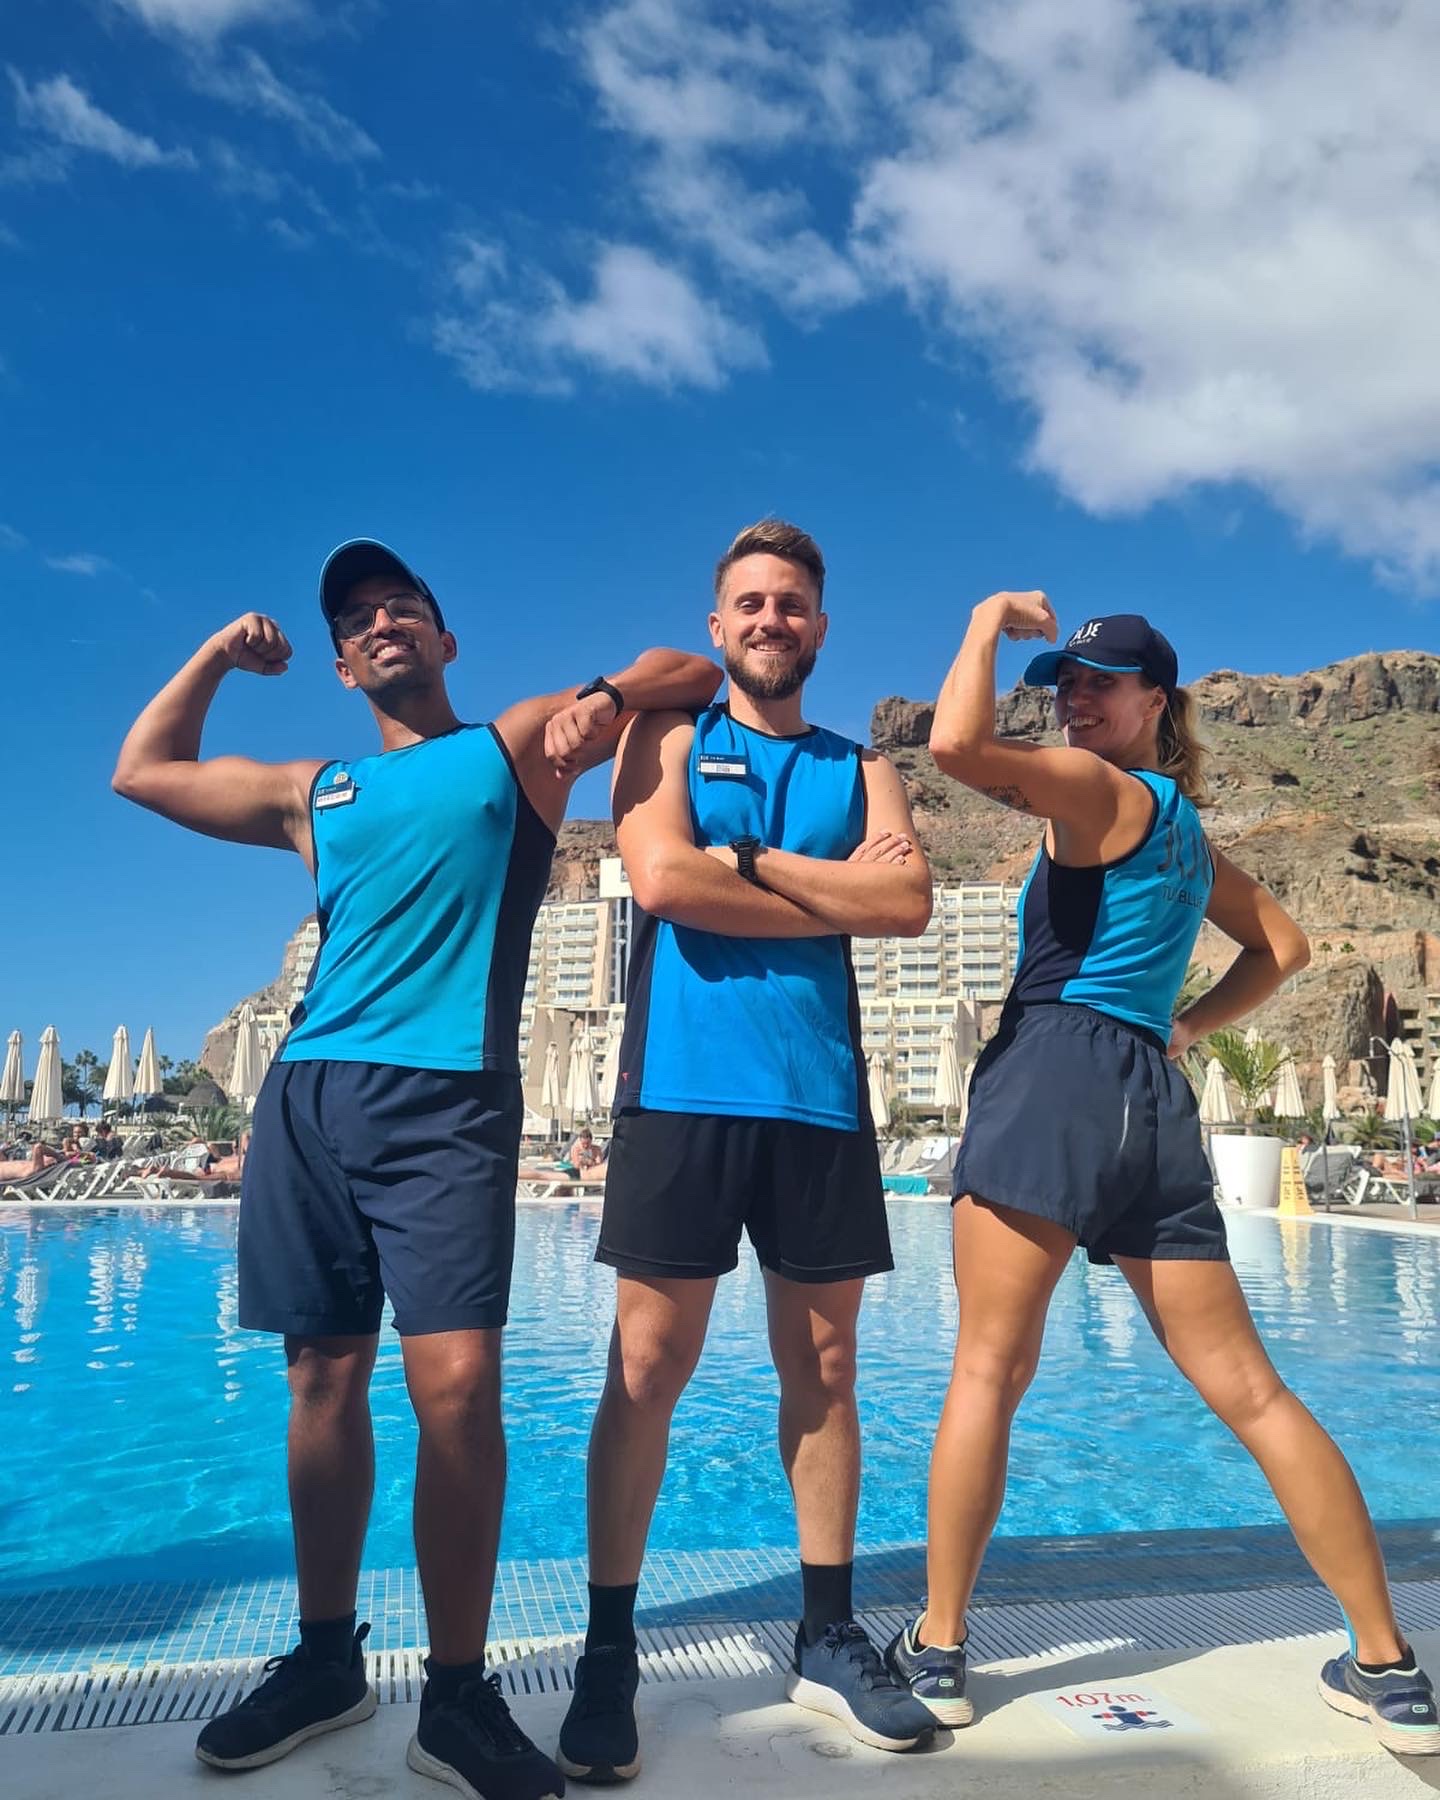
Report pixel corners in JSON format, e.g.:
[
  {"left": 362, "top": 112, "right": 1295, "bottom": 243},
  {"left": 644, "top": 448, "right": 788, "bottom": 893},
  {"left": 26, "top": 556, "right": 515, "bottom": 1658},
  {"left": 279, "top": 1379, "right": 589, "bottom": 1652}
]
[{"left": 725, "top": 641, "right": 817, "bottom": 702}]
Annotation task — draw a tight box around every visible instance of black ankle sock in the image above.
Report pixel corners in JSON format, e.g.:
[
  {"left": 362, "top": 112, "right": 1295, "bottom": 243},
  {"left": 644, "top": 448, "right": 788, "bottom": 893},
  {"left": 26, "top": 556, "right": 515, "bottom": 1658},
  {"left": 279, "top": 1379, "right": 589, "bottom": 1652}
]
[
  {"left": 299, "top": 1612, "right": 356, "bottom": 1666},
  {"left": 1356, "top": 1650, "right": 1417, "bottom": 1676},
  {"left": 801, "top": 1562, "right": 854, "bottom": 1645},
  {"left": 585, "top": 1582, "right": 638, "bottom": 1653},
  {"left": 426, "top": 1654, "right": 489, "bottom": 1699}
]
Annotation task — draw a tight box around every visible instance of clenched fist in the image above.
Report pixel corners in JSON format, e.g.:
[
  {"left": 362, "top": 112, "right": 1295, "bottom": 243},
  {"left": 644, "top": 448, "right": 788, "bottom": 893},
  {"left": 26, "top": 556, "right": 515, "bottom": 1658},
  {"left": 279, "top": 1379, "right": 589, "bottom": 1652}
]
[
  {"left": 976, "top": 590, "right": 1057, "bottom": 644},
  {"left": 211, "top": 614, "right": 293, "bottom": 677},
  {"left": 543, "top": 690, "right": 618, "bottom": 777}
]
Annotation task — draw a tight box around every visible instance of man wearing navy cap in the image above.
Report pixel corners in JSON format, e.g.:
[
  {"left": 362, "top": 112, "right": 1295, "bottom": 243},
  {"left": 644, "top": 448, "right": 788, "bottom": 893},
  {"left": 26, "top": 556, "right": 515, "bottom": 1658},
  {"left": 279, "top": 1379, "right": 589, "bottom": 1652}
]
[{"left": 114, "top": 541, "right": 719, "bottom": 1798}]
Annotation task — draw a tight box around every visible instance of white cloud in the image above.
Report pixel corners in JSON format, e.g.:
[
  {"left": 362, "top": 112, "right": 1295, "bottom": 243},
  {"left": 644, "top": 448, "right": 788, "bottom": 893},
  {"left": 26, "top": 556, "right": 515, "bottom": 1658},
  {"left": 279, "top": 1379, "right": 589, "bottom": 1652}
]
[
  {"left": 434, "top": 238, "right": 765, "bottom": 395},
  {"left": 45, "top": 552, "right": 112, "bottom": 576},
  {"left": 187, "top": 50, "right": 380, "bottom": 163},
  {"left": 552, "top": 0, "right": 1440, "bottom": 588},
  {"left": 0, "top": 523, "right": 26, "bottom": 551},
  {"left": 851, "top": 0, "right": 1440, "bottom": 583},
  {"left": 10, "top": 70, "right": 195, "bottom": 170},
  {"left": 115, "top": 0, "right": 303, "bottom": 39}
]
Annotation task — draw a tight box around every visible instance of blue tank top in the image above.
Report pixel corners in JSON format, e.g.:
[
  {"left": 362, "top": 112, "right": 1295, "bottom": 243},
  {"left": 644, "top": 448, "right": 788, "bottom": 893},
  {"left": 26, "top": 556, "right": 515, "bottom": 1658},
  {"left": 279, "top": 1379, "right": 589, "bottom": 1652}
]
[
  {"left": 281, "top": 723, "right": 555, "bottom": 1072},
  {"left": 615, "top": 705, "right": 868, "bottom": 1129},
  {"left": 1009, "top": 771, "right": 1213, "bottom": 1041}
]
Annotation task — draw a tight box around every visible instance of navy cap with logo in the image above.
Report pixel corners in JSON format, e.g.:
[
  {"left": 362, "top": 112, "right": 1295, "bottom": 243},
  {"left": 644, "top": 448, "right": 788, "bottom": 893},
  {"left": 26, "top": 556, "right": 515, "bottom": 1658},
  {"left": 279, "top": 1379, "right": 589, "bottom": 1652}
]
[
  {"left": 319, "top": 539, "right": 446, "bottom": 637},
  {"left": 1023, "top": 613, "right": 1178, "bottom": 696}
]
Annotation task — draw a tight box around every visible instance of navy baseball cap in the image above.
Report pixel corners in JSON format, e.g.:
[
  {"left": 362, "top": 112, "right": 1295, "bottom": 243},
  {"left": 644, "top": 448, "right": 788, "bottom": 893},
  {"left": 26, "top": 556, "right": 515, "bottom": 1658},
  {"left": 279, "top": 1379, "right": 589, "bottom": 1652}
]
[
  {"left": 1023, "top": 613, "right": 1178, "bottom": 695},
  {"left": 319, "top": 539, "right": 446, "bottom": 635}
]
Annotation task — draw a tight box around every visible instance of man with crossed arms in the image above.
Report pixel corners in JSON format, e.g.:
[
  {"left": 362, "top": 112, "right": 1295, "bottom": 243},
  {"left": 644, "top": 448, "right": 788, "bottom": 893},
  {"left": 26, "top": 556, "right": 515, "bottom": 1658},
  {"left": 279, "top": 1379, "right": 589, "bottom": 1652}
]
[{"left": 557, "top": 519, "right": 936, "bottom": 1780}]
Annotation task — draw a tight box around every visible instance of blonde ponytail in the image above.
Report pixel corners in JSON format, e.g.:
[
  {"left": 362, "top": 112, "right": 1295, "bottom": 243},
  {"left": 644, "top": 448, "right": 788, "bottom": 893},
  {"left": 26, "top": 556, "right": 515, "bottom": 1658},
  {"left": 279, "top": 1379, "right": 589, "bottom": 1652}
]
[{"left": 1154, "top": 684, "right": 1211, "bottom": 808}]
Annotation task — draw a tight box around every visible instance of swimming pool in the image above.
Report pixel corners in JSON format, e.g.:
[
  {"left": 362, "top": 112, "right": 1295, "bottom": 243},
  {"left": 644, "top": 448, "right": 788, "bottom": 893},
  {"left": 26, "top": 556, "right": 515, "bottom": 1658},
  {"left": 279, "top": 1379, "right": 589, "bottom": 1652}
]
[{"left": 1, "top": 1203, "right": 1434, "bottom": 1593}]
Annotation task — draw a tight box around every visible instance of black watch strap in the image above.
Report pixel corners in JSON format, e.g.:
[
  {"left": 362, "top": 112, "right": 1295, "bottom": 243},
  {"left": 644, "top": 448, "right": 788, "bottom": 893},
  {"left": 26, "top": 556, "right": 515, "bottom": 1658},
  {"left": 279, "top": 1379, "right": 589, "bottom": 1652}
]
[
  {"left": 730, "top": 836, "right": 762, "bottom": 885},
  {"left": 576, "top": 674, "right": 626, "bottom": 717}
]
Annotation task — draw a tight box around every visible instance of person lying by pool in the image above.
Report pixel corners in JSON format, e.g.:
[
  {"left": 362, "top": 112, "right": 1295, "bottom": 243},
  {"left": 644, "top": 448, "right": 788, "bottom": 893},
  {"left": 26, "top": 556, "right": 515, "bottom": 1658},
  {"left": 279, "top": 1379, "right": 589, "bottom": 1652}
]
[
  {"left": 882, "top": 597, "right": 1438, "bottom": 1760},
  {"left": 0, "top": 1140, "right": 65, "bottom": 1181},
  {"left": 114, "top": 536, "right": 719, "bottom": 1799}
]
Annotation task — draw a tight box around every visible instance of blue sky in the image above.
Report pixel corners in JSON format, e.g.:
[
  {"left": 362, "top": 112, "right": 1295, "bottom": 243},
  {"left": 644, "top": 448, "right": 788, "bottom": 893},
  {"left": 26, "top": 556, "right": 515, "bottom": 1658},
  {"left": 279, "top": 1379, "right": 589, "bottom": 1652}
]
[{"left": 2, "top": 0, "right": 1437, "bottom": 1069}]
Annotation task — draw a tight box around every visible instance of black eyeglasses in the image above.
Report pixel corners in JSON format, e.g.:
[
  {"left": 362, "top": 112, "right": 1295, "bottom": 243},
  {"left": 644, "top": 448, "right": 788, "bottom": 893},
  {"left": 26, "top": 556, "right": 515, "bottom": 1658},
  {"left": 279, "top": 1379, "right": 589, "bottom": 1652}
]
[{"left": 332, "top": 591, "right": 435, "bottom": 641}]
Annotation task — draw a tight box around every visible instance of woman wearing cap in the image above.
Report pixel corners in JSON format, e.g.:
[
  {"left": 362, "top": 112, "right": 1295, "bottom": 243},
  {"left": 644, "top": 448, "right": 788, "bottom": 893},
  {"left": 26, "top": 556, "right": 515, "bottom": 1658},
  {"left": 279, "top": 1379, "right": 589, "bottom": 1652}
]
[{"left": 882, "top": 591, "right": 1438, "bottom": 1756}]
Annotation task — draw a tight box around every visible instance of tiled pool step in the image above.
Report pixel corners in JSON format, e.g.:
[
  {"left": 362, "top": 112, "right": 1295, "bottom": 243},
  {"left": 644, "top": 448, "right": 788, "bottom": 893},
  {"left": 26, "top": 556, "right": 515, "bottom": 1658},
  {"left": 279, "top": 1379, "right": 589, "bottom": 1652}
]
[{"left": 5, "top": 1578, "right": 1440, "bottom": 1737}]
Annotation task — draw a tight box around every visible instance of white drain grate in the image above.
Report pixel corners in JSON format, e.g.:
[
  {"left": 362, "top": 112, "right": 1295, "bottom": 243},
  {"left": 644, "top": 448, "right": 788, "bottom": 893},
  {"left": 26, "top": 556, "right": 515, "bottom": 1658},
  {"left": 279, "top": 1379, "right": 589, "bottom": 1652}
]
[{"left": 4, "top": 1580, "right": 1438, "bottom": 1736}]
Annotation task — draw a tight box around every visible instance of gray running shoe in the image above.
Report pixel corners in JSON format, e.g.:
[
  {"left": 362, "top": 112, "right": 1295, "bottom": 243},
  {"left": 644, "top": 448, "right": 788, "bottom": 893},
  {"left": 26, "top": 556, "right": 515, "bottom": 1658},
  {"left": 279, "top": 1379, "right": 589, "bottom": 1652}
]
[
  {"left": 784, "top": 1621, "right": 935, "bottom": 1751},
  {"left": 1319, "top": 1649, "right": 1440, "bottom": 1756},
  {"left": 884, "top": 1615, "right": 974, "bottom": 1727}
]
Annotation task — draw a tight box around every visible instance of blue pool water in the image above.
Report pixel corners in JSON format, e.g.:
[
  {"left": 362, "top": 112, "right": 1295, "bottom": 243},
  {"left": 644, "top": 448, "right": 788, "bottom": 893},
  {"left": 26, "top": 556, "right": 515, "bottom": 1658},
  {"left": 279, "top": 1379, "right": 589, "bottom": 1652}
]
[{"left": 1, "top": 1204, "right": 1435, "bottom": 1593}]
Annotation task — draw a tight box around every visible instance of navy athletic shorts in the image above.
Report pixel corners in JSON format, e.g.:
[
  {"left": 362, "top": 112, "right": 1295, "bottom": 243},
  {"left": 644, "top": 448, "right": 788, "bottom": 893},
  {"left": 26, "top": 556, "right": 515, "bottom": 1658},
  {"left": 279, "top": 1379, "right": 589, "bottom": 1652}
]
[
  {"left": 238, "top": 1060, "right": 522, "bottom": 1337},
  {"left": 597, "top": 1108, "right": 893, "bottom": 1283},
  {"left": 952, "top": 1003, "right": 1228, "bottom": 1266}
]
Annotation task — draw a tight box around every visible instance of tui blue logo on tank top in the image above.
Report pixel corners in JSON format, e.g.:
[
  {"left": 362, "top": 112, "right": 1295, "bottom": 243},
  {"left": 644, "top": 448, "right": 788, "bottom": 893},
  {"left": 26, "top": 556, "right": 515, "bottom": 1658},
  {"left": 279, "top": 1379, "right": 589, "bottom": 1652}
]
[{"left": 614, "top": 705, "right": 868, "bottom": 1129}]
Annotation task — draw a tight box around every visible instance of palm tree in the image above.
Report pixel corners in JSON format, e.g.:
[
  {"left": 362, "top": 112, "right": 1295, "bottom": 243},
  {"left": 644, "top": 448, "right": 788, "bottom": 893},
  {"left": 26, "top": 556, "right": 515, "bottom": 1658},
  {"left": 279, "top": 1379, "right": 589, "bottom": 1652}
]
[
  {"left": 63, "top": 1049, "right": 103, "bottom": 1118},
  {"left": 1346, "top": 1110, "right": 1396, "bottom": 1152},
  {"left": 1205, "top": 1028, "right": 1286, "bottom": 1131}
]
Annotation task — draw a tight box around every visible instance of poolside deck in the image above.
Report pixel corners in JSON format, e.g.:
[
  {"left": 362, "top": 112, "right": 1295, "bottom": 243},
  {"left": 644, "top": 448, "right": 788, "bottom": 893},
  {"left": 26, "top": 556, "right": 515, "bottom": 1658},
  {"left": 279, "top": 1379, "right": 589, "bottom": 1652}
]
[
  {"left": 5, "top": 1530, "right": 1440, "bottom": 1798},
  {"left": 7, "top": 1625, "right": 1437, "bottom": 1798}
]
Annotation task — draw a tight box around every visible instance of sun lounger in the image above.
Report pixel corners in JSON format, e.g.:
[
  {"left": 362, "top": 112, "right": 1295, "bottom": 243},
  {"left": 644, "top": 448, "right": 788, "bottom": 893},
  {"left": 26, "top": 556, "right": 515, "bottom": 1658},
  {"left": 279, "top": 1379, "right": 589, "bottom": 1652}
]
[
  {"left": 0, "top": 1160, "right": 81, "bottom": 1202},
  {"left": 1301, "top": 1145, "right": 1363, "bottom": 1206}
]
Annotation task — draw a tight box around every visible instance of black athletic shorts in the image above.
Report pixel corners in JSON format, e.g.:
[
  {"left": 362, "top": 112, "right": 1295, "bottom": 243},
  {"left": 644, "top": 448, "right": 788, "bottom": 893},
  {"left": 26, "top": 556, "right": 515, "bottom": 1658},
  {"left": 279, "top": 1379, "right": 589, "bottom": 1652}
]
[
  {"left": 238, "top": 1059, "right": 522, "bottom": 1337},
  {"left": 952, "top": 1003, "right": 1229, "bottom": 1266},
  {"left": 597, "top": 1108, "right": 893, "bottom": 1283}
]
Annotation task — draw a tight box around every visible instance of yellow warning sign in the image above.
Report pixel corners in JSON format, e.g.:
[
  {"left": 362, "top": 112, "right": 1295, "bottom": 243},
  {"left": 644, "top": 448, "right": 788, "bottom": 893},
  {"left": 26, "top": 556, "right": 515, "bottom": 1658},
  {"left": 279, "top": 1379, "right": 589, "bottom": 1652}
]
[{"left": 1277, "top": 1146, "right": 1311, "bottom": 1216}]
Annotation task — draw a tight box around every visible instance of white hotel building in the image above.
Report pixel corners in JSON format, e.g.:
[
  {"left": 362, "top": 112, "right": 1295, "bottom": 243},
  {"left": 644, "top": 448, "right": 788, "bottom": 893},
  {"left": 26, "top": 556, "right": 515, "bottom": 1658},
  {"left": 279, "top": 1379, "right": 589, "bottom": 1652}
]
[{"left": 518, "top": 859, "right": 1021, "bottom": 1118}]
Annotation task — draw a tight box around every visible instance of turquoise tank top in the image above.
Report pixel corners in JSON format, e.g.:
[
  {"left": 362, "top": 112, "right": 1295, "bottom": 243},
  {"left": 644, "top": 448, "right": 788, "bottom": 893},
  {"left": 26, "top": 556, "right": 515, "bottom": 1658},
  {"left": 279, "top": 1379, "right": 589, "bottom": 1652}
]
[
  {"left": 1009, "top": 770, "right": 1213, "bottom": 1041},
  {"left": 615, "top": 705, "right": 868, "bottom": 1129},
  {"left": 281, "top": 724, "right": 554, "bottom": 1072}
]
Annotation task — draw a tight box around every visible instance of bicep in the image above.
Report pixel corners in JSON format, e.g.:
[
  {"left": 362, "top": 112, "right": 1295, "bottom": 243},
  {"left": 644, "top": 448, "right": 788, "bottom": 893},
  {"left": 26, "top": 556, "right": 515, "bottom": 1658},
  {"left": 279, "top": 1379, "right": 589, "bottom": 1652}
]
[
  {"left": 942, "top": 741, "right": 1127, "bottom": 829},
  {"left": 612, "top": 714, "right": 696, "bottom": 855},
  {"left": 123, "top": 755, "right": 317, "bottom": 853},
  {"left": 860, "top": 753, "right": 930, "bottom": 871},
  {"left": 859, "top": 751, "right": 918, "bottom": 837}
]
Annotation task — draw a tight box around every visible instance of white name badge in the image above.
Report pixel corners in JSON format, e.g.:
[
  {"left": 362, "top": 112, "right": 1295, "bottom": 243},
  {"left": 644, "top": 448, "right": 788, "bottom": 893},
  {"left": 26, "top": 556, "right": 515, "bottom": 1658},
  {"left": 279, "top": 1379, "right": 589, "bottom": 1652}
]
[
  {"left": 315, "top": 773, "right": 359, "bottom": 810},
  {"left": 697, "top": 753, "right": 748, "bottom": 779}
]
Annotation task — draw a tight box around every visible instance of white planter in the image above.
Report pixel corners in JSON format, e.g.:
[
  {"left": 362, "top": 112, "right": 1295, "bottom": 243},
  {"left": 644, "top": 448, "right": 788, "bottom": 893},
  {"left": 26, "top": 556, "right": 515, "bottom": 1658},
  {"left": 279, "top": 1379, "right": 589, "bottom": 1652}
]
[{"left": 1210, "top": 1133, "right": 1284, "bottom": 1209}]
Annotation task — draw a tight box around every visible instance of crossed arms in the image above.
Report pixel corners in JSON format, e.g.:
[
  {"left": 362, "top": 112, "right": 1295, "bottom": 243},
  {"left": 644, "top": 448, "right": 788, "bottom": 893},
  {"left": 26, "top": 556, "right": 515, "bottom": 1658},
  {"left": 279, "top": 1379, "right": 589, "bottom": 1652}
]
[{"left": 613, "top": 711, "right": 932, "bottom": 939}]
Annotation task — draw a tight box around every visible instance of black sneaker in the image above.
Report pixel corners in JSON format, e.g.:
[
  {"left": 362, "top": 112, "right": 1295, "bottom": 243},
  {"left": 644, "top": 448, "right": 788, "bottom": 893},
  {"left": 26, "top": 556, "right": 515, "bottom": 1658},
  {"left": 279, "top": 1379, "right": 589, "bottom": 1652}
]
[
  {"left": 556, "top": 1645, "right": 642, "bottom": 1783},
  {"left": 407, "top": 1669, "right": 566, "bottom": 1800},
  {"left": 884, "top": 1616, "right": 974, "bottom": 1727},
  {"left": 194, "top": 1621, "right": 376, "bottom": 1769},
  {"left": 784, "top": 1621, "right": 935, "bottom": 1752}
]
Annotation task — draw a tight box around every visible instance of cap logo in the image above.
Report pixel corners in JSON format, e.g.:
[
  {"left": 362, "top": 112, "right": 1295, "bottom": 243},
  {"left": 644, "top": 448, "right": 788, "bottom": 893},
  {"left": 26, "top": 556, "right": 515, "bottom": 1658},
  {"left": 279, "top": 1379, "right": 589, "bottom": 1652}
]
[{"left": 1069, "top": 620, "right": 1102, "bottom": 647}]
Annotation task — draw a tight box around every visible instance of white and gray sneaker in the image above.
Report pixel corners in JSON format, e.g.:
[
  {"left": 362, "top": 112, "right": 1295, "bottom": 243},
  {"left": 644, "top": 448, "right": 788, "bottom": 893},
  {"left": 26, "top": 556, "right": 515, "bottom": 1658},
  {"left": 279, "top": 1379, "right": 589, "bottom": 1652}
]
[
  {"left": 884, "top": 1616, "right": 974, "bottom": 1727},
  {"left": 785, "top": 1622, "right": 935, "bottom": 1751}
]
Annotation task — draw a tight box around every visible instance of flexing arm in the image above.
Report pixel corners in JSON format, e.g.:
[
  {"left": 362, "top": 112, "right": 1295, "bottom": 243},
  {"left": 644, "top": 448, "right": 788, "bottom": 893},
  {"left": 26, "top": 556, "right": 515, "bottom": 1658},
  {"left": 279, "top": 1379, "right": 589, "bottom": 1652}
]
[
  {"left": 614, "top": 712, "right": 835, "bottom": 938},
  {"left": 1167, "top": 852, "right": 1310, "bottom": 1059},
  {"left": 111, "top": 615, "right": 323, "bottom": 860},
  {"left": 493, "top": 648, "right": 721, "bottom": 833},
  {"left": 714, "top": 752, "right": 932, "bottom": 937},
  {"left": 930, "top": 593, "right": 1141, "bottom": 845}
]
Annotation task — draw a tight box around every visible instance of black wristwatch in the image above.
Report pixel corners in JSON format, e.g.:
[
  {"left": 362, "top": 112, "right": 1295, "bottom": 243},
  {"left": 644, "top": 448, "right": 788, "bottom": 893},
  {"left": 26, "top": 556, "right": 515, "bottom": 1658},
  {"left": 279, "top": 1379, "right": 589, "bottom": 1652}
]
[
  {"left": 730, "top": 836, "right": 763, "bottom": 885},
  {"left": 575, "top": 674, "right": 626, "bottom": 718}
]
